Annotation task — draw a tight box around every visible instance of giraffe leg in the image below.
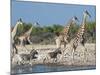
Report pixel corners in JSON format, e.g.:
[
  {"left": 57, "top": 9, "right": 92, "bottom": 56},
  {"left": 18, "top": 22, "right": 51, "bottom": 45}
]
[
  {"left": 12, "top": 43, "right": 18, "bottom": 55},
  {"left": 63, "top": 42, "right": 66, "bottom": 48},
  {"left": 20, "top": 39, "right": 24, "bottom": 46},
  {"left": 71, "top": 44, "right": 77, "bottom": 65},
  {"left": 27, "top": 37, "right": 33, "bottom": 44},
  {"left": 83, "top": 46, "right": 87, "bottom": 63},
  {"left": 63, "top": 36, "right": 68, "bottom": 48},
  {"left": 72, "top": 48, "right": 75, "bottom": 65},
  {"left": 55, "top": 37, "right": 61, "bottom": 48},
  {"left": 53, "top": 58, "right": 57, "bottom": 63},
  {"left": 81, "top": 43, "right": 87, "bottom": 63}
]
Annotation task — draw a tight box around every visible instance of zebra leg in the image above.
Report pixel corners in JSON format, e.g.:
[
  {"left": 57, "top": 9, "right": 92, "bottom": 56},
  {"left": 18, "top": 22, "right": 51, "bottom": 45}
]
[
  {"left": 43, "top": 58, "right": 46, "bottom": 64},
  {"left": 17, "top": 61, "right": 21, "bottom": 65},
  {"left": 53, "top": 58, "right": 57, "bottom": 63},
  {"left": 29, "top": 60, "right": 32, "bottom": 66}
]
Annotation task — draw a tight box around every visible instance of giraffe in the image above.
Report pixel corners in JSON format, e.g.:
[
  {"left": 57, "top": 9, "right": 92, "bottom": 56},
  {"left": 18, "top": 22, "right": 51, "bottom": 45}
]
[
  {"left": 18, "top": 25, "right": 33, "bottom": 46},
  {"left": 70, "top": 10, "right": 91, "bottom": 62},
  {"left": 11, "top": 18, "right": 23, "bottom": 57},
  {"left": 55, "top": 16, "right": 79, "bottom": 48}
]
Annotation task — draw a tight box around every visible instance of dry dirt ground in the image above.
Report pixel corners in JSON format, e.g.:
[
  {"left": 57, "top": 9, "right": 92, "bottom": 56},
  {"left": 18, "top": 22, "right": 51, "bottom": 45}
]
[{"left": 12, "top": 43, "right": 96, "bottom": 66}]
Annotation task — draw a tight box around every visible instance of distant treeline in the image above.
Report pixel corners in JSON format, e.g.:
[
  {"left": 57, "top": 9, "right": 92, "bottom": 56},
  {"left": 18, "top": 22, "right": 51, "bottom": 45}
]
[{"left": 12, "top": 21, "right": 96, "bottom": 44}]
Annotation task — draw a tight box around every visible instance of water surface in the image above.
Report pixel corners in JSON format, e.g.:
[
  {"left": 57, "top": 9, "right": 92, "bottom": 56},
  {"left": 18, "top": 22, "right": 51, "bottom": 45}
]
[{"left": 11, "top": 64, "right": 96, "bottom": 75}]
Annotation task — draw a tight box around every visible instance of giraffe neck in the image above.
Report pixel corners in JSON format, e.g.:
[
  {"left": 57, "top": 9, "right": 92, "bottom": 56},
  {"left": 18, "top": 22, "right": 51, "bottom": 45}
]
[
  {"left": 81, "top": 14, "right": 87, "bottom": 28},
  {"left": 12, "top": 22, "right": 20, "bottom": 39},
  {"left": 74, "top": 13, "right": 87, "bottom": 45},
  {"left": 77, "top": 14, "right": 87, "bottom": 36},
  {"left": 62, "top": 19, "right": 74, "bottom": 35},
  {"left": 24, "top": 26, "right": 33, "bottom": 36}
]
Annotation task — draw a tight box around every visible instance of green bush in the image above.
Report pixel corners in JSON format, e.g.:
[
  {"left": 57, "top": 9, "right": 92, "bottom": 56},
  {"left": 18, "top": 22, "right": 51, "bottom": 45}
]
[{"left": 12, "top": 21, "right": 96, "bottom": 44}]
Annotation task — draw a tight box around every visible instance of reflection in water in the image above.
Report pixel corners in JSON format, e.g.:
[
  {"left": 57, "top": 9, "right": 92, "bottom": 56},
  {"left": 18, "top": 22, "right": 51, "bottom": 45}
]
[{"left": 11, "top": 64, "right": 96, "bottom": 74}]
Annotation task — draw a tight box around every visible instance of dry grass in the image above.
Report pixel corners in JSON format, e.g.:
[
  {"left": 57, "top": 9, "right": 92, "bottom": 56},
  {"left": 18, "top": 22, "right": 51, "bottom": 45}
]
[{"left": 13, "top": 43, "right": 96, "bottom": 66}]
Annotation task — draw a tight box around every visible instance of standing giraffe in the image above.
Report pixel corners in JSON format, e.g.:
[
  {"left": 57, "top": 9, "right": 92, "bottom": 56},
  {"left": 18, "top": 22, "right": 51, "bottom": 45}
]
[
  {"left": 55, "top": 16, "right": 79, "bottom": 48},
  {"left": 18, "top": 25, "right": 33, "bottom": 46},
  {"left": 11, "top": 18, "right": 23, "bottom": 57},
  {"left": 70, "top": 10, "right": 91, "bottom": 62}
]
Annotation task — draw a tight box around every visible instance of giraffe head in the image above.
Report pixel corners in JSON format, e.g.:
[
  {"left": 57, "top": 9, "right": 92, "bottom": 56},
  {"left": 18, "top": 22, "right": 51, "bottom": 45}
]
[
  {"left": 15, "top": 18, "right": 23, "bottom": 34},
  {"left": 71, "top": 16, "right": 79, "bottom": 25},
  {"left": 84, "top": 10, "right": 91, "bottom": 18},
  {"left": 73, "top": 16, "right": 79, "bottom": 22},
  {"left": 17, "top": 18, "right": 23, "bottom": 26}
]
